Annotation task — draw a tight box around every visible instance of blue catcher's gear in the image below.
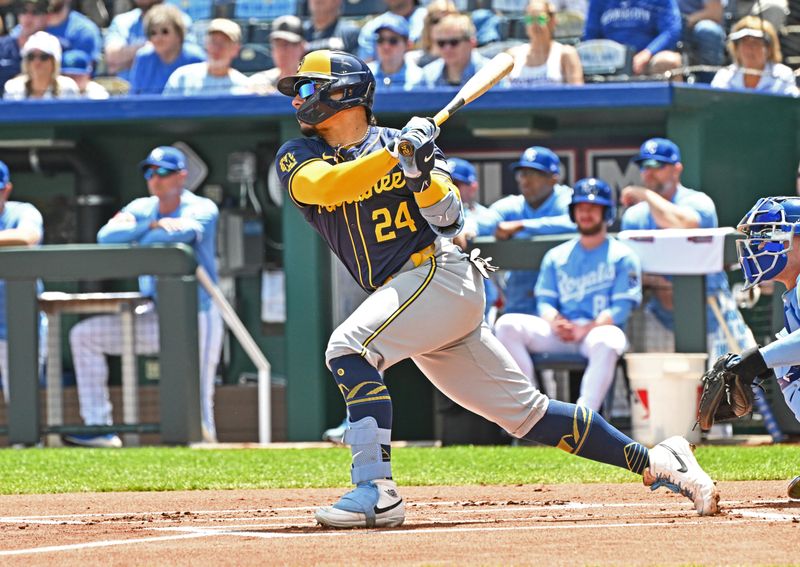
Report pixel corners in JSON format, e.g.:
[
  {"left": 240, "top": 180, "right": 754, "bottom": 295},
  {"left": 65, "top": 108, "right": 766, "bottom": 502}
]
[
  {"left": 736, "top": 196, "right": 800, "bottom": 290},
  {"left": 511, "top": 146, "right": 561, "bottom": 175},
  {"left": 277, "top": 49, "right": 376, "bottom": 125},
  {"left": 569, "top": 177, "right": 616, "bottom": 225}
]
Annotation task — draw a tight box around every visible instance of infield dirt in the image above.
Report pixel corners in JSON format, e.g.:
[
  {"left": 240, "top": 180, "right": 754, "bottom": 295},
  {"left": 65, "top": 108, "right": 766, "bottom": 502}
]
[{"left": 1, "top": 481, "right": 798, "bottom": 566}]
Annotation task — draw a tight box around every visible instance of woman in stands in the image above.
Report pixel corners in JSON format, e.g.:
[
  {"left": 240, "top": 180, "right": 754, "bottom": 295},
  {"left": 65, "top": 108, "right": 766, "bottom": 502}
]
[
  {"left": 3, "top": 31, "right": 80, "bottom": 99},
  {"left": 407, "top": 0, "right": 459, "bottom": 68},
  {"left": 127, "top": 3, "right": 204, "bottom": 95},
  {"left": 711, "top": 15, "right": 798, "bottom": 96},
  {"left": 506, "top": 0, "right": 583, "bottom": 86}
]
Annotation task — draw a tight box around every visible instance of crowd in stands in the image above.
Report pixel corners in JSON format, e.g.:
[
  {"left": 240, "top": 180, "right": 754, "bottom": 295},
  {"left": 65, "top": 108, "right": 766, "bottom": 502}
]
[{"left": 0, "top": 0, "right": 798, "bottom": 98}]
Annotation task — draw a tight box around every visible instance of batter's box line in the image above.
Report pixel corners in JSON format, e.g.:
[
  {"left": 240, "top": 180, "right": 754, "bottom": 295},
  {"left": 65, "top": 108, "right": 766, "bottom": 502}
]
[
  {"left": 147, "top": 518, "right": 758, "bottom": 541},
  {"left": 0, "top": 532, "right": 217, "bottom": 557}
]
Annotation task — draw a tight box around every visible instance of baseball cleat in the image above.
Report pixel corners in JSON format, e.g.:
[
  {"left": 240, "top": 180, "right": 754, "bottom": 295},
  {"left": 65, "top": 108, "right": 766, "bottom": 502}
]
[
  {"left": 788, "top": 476, "right": 800, "bottom": 500},
  {"left": 643, "top": 436, "right": 719, "bottom": 516},
  {"left": 315, "top": 479, "right": 405, "bottom": 529},
  {"left": 321, "top": 418, "right": 347, "bottom": 445},
  {"left": 62, "top": 433, "right": 123, "bottom": 448}
]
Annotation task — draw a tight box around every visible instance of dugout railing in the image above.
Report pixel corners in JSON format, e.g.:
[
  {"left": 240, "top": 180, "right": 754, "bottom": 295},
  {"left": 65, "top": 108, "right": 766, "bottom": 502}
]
[{"left": 0, "top": 244, "right": 201, "bottom": 446}]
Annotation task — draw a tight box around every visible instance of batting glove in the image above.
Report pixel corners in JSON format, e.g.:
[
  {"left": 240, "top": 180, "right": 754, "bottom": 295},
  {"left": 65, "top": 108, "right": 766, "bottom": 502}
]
[{"left": 391, "top": 117, "right": 440, "bottom": 191}]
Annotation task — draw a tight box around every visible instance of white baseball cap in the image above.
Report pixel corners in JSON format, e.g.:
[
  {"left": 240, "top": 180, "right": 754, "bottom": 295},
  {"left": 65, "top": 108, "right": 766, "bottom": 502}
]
[
  {"left": 21, "top": 31, "right": 62, "bottom": 61},
  {"left": 729, "top": 28, "right": 771, "bottom": 44}
]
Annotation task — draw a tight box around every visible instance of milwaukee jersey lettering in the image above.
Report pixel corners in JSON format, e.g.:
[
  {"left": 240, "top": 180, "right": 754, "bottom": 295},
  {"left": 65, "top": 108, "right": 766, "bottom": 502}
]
[{"left": 275, "top": 125, "right": 441, "bottom": 292}]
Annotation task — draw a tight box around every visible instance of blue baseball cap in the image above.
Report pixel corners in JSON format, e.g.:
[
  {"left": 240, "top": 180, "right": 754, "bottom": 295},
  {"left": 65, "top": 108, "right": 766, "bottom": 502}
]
[
  {"left": 374, "top": 13, "right": 410, "bottom": 38},
  {"left": 61, "top": 49, "right": 92, "bottom": 75},
  {"left": 138, "top": 146, "right": 187, "bottom": 172},
  {"left": 511, "top": 146, "right": 560, "bottom": 175},
  {"left": 0, "top": 160, "right": 9, "bottom": 187},
  {"left": 447, "top": 157, "right": 477, "bottom": 184},
  {"left": 633, "top": 137, "right": 681, "bottom": 166}
]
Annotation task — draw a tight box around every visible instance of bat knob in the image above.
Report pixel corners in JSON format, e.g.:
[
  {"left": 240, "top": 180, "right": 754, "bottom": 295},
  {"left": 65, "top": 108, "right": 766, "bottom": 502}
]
[{"left": 398, "top": 141, "right": 414, "bottom": 157}]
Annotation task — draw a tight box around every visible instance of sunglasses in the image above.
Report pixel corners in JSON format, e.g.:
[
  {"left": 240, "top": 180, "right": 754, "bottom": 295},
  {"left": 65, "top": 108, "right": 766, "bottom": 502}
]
[
  {"left": 376, "top": 36, "right": 402, "bottom": 46},
  {"left": 148, "top": 27, "right": 173, "bottom": 37},
  {"left": 524, "top": 13, "right": 551, "bottom": 26},
  {"left": 639, "top": 160, "right": 667, "bottom": 171},
  {"left": 20, "top": 7, "right": 47, "bottom": 15},
  {"left": 144, "top": 166, "right": 178, "bottom": 180},
  {"left": 295, "top": 80, "right": 328, "bottom": 99},
  {"left": 25, "top": 52, "right": 52, "bottom": 62},
  {"left": 435, "top": 37, "right": 466, "bottom": 49}
]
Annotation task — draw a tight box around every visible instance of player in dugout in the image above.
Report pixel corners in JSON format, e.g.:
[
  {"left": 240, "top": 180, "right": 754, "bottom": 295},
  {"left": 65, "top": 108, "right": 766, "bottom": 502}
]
[{"left": 274, "top": 49, "right": 719, "bottom": 529}]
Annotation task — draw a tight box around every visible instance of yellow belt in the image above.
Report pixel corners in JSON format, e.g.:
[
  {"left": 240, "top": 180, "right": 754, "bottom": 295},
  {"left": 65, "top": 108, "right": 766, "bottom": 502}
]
[{"left": 383, "top": 243, "right": 436, "bottom": 285}]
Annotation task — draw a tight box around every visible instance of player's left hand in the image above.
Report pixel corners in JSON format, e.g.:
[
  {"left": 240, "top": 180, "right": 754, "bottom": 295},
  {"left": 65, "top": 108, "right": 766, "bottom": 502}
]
[{"left": 620, "top": 185, "right": 649, "bottom": 207}]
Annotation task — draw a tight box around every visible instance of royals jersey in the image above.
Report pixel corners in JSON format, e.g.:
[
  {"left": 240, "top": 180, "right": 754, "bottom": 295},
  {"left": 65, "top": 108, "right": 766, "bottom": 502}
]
[
  {"left": 621, "top": 183, "right": 729, "bottom": 330},
  {"left": 96, "top": 189, "right": 219, "bottom": 311},
  {"left": 276, "top": 125, "right": 441, "bottom": 293},
  {"left": 762, "top": 276, "right": 800, "bottom": 395},
  {"left": 534, "top": 236, "right": 642, "bottom": 325},
  {"left": 0, "top": 201, "right": 44, "bottom": 341}
]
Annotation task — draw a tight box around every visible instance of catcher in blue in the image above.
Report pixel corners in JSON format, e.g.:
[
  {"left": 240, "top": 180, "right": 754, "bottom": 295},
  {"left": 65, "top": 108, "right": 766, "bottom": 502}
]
[
  {"left": 275, "top": 49, "right": 719, "bottom": 528},
  {"left": 699, "top": 196, "right": 800, "bottom": 500}
]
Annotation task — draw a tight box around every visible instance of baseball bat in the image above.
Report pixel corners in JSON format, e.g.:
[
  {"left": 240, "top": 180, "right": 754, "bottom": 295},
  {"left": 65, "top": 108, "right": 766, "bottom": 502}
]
[
  {"left": 707, "top": 295, "right": 785, "bottom": 442},
  {"left": 397, "top": 52, "right": 515, "bottom": 157}
]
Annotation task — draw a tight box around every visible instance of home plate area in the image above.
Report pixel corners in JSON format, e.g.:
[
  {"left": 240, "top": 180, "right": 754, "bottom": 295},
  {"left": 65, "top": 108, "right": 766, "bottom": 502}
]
[{"left": 0, "top": 482, "right": 797, "bottom": 565}]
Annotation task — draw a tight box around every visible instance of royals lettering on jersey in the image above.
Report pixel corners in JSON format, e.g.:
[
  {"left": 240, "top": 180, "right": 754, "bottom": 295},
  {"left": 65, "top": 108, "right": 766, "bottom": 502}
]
[
  {"left": 275, "top": 126, "right": 440, "bottom": 292},
  {"left": 535, "top": 237, "right": 641, "bottom": 325}
]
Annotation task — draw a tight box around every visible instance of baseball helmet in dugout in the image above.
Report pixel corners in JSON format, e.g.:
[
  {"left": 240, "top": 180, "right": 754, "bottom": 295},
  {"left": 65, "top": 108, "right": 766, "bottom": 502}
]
[
  {"left": 277, "top": 49, "right": 376, "bottom": 125},
  {"left": 737, "top": 196, "right": 800, "bottom": 290},
  {"left": 569, "top": 177, "right": 616, "bottom": 225}
]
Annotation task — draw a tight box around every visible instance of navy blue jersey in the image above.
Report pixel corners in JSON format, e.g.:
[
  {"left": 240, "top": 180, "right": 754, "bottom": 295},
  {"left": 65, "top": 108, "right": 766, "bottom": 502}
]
[{"left": 276, "top": 125, "right": 442, "bottom": 292}]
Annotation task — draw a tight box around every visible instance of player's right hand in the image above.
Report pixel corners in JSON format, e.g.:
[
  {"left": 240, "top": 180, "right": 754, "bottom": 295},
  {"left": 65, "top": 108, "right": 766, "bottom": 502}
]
[{"left": 400, "top": 116, "right": 440, "bottom": 146}]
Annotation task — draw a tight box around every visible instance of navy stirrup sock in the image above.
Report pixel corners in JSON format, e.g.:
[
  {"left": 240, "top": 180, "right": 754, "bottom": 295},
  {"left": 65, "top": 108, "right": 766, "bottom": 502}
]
[
  {"left": 524, "top": 399, "right": 650, "bottom": 475},
  {"left": 329, "top": 354, "right": 393, "bottom": 480}
]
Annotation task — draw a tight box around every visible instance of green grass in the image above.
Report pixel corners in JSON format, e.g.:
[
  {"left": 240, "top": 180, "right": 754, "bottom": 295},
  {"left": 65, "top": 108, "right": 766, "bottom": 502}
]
[{"left": 0, "top": 444, "right": 797, "bottom": 495}]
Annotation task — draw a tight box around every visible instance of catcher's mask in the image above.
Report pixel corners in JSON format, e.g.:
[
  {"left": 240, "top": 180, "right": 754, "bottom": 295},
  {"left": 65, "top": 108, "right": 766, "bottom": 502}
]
[
  {"left": 569, "top": 177, "right": 616, "bottom": 225},
  {"left": 736, "top": 196, "right": 800, "bottom": 289},
  {"left": 277, "top": 50, "right": 375, "bottom": 125}
]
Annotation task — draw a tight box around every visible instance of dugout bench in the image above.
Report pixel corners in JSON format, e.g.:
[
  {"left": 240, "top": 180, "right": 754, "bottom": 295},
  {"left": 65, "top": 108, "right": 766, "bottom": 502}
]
[{"left": 0, "top": 244, "right": 202, "bottom": 446}]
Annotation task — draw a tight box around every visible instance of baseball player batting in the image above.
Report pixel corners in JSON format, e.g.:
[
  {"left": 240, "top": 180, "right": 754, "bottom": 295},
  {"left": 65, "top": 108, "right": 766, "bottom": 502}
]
[{"left": 275, "top": 49, "right": 719, "bottom": 529}]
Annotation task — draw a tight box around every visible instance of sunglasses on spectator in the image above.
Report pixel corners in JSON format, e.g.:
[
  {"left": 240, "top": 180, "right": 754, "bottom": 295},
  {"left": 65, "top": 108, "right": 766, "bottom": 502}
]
[
  {"left": 144, "top": 167, "right": 178, "bottom": 180},
  {"left": 20, "top": 7, "right": 47, "bottom": 15},
  {"left": 376, "top": 36, "right": 403, "bottom": 46},
  {"left": 435, "top": 37, "right": 467, "bottom": 48},
  {"left": 25, "top": 52, "right": 52, "bottom": 62},
  {"left": 148, "top": 27, "right": 173, "bottom": 37},
  {"left": 524, "top": 13, "right": 551, "bottom": 26}
]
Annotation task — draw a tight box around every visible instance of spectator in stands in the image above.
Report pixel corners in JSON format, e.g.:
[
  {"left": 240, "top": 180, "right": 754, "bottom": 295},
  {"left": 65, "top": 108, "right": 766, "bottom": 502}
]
[
  {"left": 474, "top": 146, "right": 576, "bottom": 315},
  {"left": 407, "top": 0, "right": 457, "bottom": 68},
  {"left": 735, "top": 0, "right": 788, "bottom": 33},
  {"left": 128, "top": 4, "right": 204, "bottom": 95},
  {"left": 711, "top": 16, "right": 798, "bottom": 96},
  {"left": 304, "top": 0, "right": 360, "bottom": 54},
  {"left": 0, "top": 159, "right": 44, "bottom": 404},
  {"left": 422, "top": 13, "right": 488, "bottom": 87},
  {"left": 3, "top": 30, "right": 79, "bottom": 98},
  {"left": 104, "top": 0, "right": 192, "bottom": 79},
  {"left": 368, "top": 13, "right": 423, "bottom": 90},
  {"left": 61, "top": 48, "right": 108, "bottom": 98},
  {"left": 620, "top": 137, "right": 752, "bottom": 357},
  {"left": 45, "top": 0, "right": 101, "bottom": 64},
  {"left": 494, "top": 178, "right": 641, "bottom": 411},
  {"left": 164, "top": 18, "right": 247, "bottom": 96},
  {"left": 0, "top": 0, "right": 48, "bottom": 97},
  {"left": 494, "top": 0, "right": 588, "bottom": 14},
  {"left": 248, "top": 15, "right": 307, "bottom": 95},
  {"left": 507, "top": 0, "right": 584, "bottom": 85},
  {"left": 358, "top": 0, "right": 427, "bottom": 62},
  {"left": 583, "top": 0, "right": 683, "bottom": 76},
  {"left": 678, "top": 0, "right": 725, "bottom": 67},
  {"left": 65, "top": 146, "right": 223, "bottom": 448}
]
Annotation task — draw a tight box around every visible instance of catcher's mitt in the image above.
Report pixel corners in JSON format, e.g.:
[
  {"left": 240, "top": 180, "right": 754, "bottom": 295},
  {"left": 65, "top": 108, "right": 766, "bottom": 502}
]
[{"left": 697, "top": 353, "right": 756, "bottom": 431}]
